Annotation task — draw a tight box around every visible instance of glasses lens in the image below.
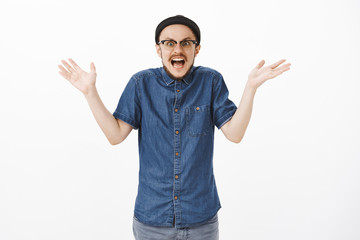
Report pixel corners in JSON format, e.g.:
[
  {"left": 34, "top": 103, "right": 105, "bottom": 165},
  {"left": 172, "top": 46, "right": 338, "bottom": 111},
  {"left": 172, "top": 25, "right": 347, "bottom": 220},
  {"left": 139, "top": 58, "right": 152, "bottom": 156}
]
[
  {"left": 162, "top": 40, "right": 176, "bottom": 50},
  {"left": 180, "top": 40, "right": 193, "bottom": 48}
]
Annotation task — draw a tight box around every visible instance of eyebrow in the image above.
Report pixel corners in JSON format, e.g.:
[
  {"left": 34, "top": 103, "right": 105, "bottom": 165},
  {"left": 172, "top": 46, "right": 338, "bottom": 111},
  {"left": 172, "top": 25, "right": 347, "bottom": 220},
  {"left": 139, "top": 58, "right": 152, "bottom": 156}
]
[{"left": 163, "top": 37, "right": 193, "bottom": 42}]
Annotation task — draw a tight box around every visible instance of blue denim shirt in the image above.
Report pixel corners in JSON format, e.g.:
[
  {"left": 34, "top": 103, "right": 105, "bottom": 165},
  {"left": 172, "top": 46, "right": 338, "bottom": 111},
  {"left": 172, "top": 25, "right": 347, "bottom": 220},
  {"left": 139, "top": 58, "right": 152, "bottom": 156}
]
[{"left": 113, "top": 66, "right": 237, "bottom": 228}]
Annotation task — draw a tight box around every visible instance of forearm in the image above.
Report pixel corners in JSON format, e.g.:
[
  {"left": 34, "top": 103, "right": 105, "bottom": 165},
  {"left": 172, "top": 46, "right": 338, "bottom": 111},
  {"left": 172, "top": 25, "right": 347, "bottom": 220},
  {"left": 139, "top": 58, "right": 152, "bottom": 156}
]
[
  {"left": 224, "top": 84, "right": 257, "bottom": 143},
  {"left": 223, "top": 59, "right": 291, "bottom": 143},
  {"left": 84, "top": 87, "right": 123, "bottom": 144}
]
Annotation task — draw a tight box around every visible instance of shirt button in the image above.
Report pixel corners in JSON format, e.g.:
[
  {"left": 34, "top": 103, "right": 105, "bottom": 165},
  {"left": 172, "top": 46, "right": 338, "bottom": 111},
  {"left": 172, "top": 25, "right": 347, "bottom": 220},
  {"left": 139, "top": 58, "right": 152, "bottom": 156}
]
[
  {"left": 177, "top": 89, "right": 180, "bottom": 92},
  {"left": 174, "top": 108, "right": 178, "bottom": 112},
  {"left": 174, "top": 196, "right": 178, "bottom": 200},
  {"left": 175, "top": 152, "right": 179, "bottom": 156},
  {"left": 196, "top": 106, "right": 200, "bottom": 111},
  {"left": 175, "top": 130, "right": 179, "bottom": 134},
  {"left": 175, "top": 175, "right": 179, "bottom": 179}
]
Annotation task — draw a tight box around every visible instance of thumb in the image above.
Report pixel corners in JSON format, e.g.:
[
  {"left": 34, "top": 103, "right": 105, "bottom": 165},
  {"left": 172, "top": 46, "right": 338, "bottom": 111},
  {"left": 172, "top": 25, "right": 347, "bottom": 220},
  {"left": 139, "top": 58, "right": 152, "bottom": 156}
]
[
  {"left": 90, "top": 62, "right": 96, "bottom": 73},
  {"left": 256, "top": 59, "right": 265, "bottom": 69}
]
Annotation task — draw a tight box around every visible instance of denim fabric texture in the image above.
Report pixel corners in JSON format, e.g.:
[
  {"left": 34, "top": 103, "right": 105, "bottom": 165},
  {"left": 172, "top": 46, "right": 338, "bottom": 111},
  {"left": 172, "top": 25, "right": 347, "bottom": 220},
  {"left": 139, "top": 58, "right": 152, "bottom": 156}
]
[
  {"left": 113, "top": 66, "right": 237, "bottom": 228},
  {"left": 133, "top": 213, "right": 219, "bottom": 240}
]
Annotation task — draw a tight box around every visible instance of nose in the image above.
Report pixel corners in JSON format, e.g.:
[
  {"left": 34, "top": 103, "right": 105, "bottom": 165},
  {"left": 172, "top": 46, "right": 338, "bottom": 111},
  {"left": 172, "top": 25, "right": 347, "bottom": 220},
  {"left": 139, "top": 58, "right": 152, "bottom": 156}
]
[{"left": 172, "top": 42, "right": 184, "bottom": 54}]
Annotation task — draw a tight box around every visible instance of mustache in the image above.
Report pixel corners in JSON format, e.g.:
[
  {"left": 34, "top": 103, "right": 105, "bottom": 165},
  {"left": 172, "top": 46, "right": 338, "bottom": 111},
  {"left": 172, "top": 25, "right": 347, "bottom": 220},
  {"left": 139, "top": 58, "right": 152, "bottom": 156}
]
[{"left": 168, "top": 54, "right": 187, "bottom": 61}]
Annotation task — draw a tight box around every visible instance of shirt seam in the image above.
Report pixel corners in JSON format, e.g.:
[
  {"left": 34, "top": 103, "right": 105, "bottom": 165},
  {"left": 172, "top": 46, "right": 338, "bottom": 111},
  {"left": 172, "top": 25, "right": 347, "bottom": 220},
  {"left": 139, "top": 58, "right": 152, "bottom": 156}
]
[
  {"left": 113, "top": 111, "right": 139, "bottom": 129},
  {"left": 215, "top": 108, "right": 237, "bottom": 129}
]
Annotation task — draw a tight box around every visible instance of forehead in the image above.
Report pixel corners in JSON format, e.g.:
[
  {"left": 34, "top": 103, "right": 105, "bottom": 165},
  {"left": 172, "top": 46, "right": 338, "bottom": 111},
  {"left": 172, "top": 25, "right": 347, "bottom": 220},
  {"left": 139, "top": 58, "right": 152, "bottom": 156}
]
[{"left": 159, "top": 24, "right": 196, "bottom": 40}]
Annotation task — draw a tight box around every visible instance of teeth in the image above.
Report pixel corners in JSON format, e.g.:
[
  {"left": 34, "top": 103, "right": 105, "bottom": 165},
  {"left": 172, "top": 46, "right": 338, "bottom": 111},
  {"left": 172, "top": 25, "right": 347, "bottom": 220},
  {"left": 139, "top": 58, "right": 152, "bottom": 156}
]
[{"left": 173, "top": 59, "right": 184, "bottom": 61}]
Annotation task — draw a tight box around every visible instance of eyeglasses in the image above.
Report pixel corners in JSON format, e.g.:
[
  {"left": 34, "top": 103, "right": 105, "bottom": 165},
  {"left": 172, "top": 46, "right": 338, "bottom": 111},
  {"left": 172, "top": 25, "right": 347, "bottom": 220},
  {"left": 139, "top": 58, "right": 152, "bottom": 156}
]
[{"left": 158, "top": 40, "right": 198, "bottom": 50}]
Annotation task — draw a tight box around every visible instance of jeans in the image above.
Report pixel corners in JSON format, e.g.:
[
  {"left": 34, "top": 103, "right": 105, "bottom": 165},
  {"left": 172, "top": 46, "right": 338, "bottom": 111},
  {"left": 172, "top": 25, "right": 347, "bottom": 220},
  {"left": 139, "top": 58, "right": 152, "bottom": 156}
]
[{"left": 132, "top": 214, "right": 219, "bottom": 240}]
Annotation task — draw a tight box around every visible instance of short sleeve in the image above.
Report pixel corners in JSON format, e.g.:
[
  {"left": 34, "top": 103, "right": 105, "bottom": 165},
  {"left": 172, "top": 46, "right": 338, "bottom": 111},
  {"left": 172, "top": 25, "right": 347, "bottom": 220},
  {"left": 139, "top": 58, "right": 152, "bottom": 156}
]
[
  {"left": 212, "top": 74, "right": 237, "bottom": 129},
  {"left": 113, "top": 77, "right": 141, "bottom": 129}
]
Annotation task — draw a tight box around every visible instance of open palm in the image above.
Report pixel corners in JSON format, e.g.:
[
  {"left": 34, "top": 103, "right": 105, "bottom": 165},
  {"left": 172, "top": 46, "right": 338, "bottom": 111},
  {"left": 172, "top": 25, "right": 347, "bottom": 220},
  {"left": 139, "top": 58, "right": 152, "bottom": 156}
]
[
  {"left": 58, "top": 58, "right": 97, "bottom": 95},
  {"left": 247, "top": 59, "right": 291, "bottom": 89}
]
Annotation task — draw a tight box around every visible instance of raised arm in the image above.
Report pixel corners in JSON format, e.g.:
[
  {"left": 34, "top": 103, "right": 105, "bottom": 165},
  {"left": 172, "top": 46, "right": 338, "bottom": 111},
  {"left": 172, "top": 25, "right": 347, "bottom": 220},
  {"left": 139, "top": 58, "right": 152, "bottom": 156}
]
[
  {"left": 221, "top": 59, "right": 291, "bottom": 143},
  {"left": 58, "top": 58, "right": 132, "bottom": 145}
]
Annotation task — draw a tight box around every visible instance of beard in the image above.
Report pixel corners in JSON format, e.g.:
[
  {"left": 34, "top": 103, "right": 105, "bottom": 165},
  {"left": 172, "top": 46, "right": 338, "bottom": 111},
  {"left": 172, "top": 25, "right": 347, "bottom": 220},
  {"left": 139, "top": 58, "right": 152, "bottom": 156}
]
[
  {"left": 163, "top": 62, "right": 194, "bottom": 81},
  {"left": 159, "top": 49, "right": 195, "bottom": 81}
]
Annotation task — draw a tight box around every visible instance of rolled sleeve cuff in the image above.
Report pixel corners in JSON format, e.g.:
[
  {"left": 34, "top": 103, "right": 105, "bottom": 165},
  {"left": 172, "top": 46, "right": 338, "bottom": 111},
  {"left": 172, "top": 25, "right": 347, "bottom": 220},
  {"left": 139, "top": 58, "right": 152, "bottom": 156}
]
[
  {"left": 215, "top": 108, "right": 237, "bottom": 129},
  {"left": 113, "top": 111, "right": 139, "bottom": 130}
]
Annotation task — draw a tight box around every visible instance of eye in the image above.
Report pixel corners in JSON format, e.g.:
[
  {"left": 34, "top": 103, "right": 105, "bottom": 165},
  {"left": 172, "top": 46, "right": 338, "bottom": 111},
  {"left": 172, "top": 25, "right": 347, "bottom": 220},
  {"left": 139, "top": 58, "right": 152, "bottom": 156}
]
[
  {"left": 181, "top": 41, "right": 191, "bottom": 47},
  {"left": 165, "top": 40, "right": 176, "bottom": 47}
]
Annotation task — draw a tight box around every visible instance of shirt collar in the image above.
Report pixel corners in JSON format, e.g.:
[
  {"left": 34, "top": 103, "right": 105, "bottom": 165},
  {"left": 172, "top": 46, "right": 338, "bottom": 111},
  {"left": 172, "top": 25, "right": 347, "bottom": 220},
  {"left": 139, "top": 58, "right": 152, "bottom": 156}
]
[{"left": 161, "top": 67, "right": 194, "bottom": 86}]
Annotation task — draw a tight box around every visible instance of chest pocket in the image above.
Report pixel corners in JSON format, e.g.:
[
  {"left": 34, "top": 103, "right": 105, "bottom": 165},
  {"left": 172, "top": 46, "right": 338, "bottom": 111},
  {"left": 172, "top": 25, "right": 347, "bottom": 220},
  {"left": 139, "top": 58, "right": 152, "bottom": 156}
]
[{"left": 186, "top": 105, "right": 212, "bottom": 137}]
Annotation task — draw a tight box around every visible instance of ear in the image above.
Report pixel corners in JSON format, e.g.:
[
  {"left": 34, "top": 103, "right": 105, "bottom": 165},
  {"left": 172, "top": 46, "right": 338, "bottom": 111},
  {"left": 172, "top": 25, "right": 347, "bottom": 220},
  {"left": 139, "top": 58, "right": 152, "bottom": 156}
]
[
  {"left": 155, "top": 44, "right": 162, "bottom": 58},
  {"left": 194, "top": 44, "right": 201, "bottom": 57}
]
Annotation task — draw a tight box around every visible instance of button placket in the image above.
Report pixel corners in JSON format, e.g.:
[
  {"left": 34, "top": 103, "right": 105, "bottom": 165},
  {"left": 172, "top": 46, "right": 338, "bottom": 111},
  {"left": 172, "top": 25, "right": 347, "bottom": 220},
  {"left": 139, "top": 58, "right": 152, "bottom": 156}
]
[{"left": 173, "top": 80, "right": 182, "bottom": 226}]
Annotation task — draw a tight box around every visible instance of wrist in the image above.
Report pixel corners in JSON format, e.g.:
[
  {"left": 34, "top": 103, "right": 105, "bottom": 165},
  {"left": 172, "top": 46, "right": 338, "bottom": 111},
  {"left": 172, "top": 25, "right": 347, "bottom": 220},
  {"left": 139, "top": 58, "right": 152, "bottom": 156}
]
[
  {"left": 84, "top": 86, "right": 98, "bottom": 99},
  {"left": 244, "top": 82, "right": 258, "bottom": 94}
]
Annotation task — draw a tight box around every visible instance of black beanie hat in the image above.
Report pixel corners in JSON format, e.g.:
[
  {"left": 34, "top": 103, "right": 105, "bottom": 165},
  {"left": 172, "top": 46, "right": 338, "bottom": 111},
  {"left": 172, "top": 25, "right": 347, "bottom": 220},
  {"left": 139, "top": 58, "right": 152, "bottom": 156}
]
[{"left": 155, "top": 15, "right": 201, "bottom": 44}]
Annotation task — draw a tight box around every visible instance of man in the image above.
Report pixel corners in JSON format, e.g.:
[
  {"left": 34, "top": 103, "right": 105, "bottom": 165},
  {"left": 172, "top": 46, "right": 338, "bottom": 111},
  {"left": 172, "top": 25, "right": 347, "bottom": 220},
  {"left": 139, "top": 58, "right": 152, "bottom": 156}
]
[{"left": 58, "top": 15, "right": 291, "bottom": 240}]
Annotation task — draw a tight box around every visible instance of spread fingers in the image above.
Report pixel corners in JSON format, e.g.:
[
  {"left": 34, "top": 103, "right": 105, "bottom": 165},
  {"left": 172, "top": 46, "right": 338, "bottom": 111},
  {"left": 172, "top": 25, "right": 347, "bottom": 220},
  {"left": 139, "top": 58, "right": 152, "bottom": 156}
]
[{"left": 61, "top": 60, "right": 75, "bottom": 73}]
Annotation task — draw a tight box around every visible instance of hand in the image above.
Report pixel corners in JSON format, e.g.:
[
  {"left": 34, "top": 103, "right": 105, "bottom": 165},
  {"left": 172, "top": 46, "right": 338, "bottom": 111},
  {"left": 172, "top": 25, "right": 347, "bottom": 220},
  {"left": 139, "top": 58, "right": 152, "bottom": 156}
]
[
  {"left": 58, "top": 58, "right": 97, "bottom": 95},
  {"left": 247, "top": 59, "right": 291, "bottom": 90}
]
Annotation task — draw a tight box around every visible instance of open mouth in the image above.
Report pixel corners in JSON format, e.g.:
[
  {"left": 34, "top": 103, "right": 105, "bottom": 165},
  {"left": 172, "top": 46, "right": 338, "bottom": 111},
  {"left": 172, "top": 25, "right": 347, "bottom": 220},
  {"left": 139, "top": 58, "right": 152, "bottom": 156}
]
[{"left": 171, "top": 58, "right": 185, "bottom": 69}]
